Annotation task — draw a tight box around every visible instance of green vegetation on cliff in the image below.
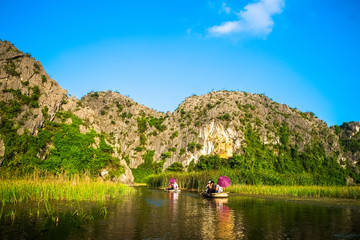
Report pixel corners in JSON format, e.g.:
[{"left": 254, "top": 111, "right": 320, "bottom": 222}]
[
  {"left": 0, "top": 104, "right": 123, "bottom": 177},
  {"left": 131, "top": 150, "right": 164, "bottom": 182},
  {"left": 144, "top": 121, "right": 356, "bottom": 188},
  {"left": 144, "top": 122, "right": 349, "bottom": 186}
]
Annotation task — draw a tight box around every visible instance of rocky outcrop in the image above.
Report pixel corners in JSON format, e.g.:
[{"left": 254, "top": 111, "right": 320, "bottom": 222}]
[
  {"left": 58, "top": 89, "right": 345, "bottom": 173},
  {"left": 1, "top": 40, "right": 359, "bottom": 182},
  {"left": 0, "top": 41, "right": 67, "bottom": 135},
  {"left": 338, "top": 122, "right": 360, "bottom": 166}
]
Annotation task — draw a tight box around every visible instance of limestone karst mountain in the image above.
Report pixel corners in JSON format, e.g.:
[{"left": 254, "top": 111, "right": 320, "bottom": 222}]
[{"left": 0, "top": 40, "right": 359, "bottom": 184}]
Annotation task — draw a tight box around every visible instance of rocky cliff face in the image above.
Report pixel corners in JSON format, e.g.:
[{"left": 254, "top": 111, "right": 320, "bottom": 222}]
[
  {"left": 0, "top": 41, "right": 67, "bottom": 135},
  {"left": 0, "top": 41, "right": 67, "bottom": 169},
  {"left": 1, "top": 40, "right": 359, "bottom": 183},
  {"left": 337, "top": 122, "right": 360, "bottom": 166}
]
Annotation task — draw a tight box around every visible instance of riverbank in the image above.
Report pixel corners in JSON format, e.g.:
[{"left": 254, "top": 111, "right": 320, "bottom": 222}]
[
  {"left": 145, "top": 172, "right": 360, "bottom": 200},
  {"left": 227, "top": 184, "right": 360, "bottom": 200},
  {"left": 0, "top": 178, "right": 135, "bottom": 204}
]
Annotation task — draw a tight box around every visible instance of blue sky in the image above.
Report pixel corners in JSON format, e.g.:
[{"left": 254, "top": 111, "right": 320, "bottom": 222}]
[{"left": 1, "top": 0, "right": 359, "bottom": 126}]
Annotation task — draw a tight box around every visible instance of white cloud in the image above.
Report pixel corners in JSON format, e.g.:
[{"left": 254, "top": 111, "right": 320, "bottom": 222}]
[
  {"left": 209, "top": 0, "right": 285, "bottom": 38},
  {"left": 220, "top": 2, "right": 231, "bottom": 14}
]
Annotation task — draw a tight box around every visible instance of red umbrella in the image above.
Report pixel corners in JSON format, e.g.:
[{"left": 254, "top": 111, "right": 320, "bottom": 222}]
[
  {"left": 217, "top": 176, "right": 231, "bottom": 188},
  {"left": 169, "top": 178, "right": 177, "bottom": 183}
]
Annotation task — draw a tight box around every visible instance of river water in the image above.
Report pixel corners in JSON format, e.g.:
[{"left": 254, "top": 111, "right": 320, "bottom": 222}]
[{"left": 1, "top": 187, "right": 360, "bottom": 239}]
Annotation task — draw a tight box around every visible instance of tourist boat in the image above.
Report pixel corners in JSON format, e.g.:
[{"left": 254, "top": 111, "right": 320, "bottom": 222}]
[
  {"left": 201, "top": 192, "right": 229, "bottom": 198},
  {"left": 164, "top": 188, "right": 181, "bottom": 192}
]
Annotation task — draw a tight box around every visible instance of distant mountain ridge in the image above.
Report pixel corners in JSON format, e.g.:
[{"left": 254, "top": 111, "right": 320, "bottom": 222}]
[{"left": 0, "top": 40, "right": 359, "bottom": 184}]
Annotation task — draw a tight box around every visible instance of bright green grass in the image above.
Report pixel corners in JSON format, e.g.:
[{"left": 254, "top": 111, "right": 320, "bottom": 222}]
[
  {"left": 0, "top": 179, "right": 135, "bottom": 204},
  {"left": 146, "top": 171, "right": 220, "bottom": 190},
  {"left": 146, "top": 172, "right": 360, "bottom": 199},
  {"left": 227, "top": 184, "right": 360, "bottom": 199}
]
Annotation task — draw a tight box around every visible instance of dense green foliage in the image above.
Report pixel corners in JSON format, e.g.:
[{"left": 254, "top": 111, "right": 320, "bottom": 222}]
[
  {"left": 0, "top": 97, "right": 123, "bottom": 177},
  {"left": 165, "top": 162, "right": 184, "bottom": 172},
  {"left": 40, "top": 114, "right": 122, "bottom": 176},
  {"left": 131, "top": 150, "right": 164, "bottom": 183}
]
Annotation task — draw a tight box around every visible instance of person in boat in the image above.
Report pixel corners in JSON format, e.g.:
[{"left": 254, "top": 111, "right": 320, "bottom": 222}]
[
  {"left": 205, "top": 181, "right": 212, "bottom": 193},
  {"left": 215, "top": 182, "right": 223, "bottom": 193},
  {"left": 173, "top": 181, "right": 179, "bottom": 190},
  {"left": 207, "top": 181, "right": 216, "bottom": 194},
  {"left": 167, "top": 182, "right": 174, "bottom": 190},
  {"left": 167, "top": 181, "right": 179, "bottom": 190}
]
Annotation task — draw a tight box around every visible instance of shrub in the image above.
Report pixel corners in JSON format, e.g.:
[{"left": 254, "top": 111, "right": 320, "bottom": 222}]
[
  {"left": 161, "top": 152, "right": 172, "bottom": 160},
  {"left": 137, "top": 117, "right": 148, "bottom": 133},
  {"left": 166, "top": 162, "right": 184, "bottom": 172},
  {"left": 187, "top": 142, "right": 196, "bottom": 152},
  {"left": 217, "top": 113, "right": 231, "bottom": 121},
  {"left": 135, "top": 146, "right": 143, "bottom": 152},
  {"left": 33, "top": 62, "right": 41, "bottom": 74},
  {"left": 140, "top": 134, "right": 147, "bottom": 145},
  {"left": 3, "top": 61, "right": 21, "bottom": 76},
  {"left": 90, "top": 92, "right": 99, "bottom": 99},
  {"left": 41, "top": 106, "right": 49, "bottom": 119},
  {"left": 116, "top": 102, "right": 124, "bottom": 112},
  {"left": 179, "top": 148, "right": 186, "bottom": 156},
  {"left": 170, "top": 131, "right": 179, "bottom": 139},
  {"left": 169, "top": 147, "right": 177, "bottom": 152},
  {"left": 21, "top": 81, "right": 29, "bottom": 86}
]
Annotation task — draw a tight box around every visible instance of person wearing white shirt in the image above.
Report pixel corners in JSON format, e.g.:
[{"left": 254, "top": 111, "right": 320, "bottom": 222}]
[{"left": 215, "top": 183, "right": 223, "bottom": 193}]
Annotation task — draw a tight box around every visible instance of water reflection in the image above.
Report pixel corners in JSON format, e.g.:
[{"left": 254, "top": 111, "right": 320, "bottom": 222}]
[
  {"left": 168, "top": 192, "right": 179, "bottom": 216},
  {"left": 202, "top": 197, "right": 241, "bottom": 240},
  {"left": 1, "top": 187, "right": 360, "bottom": 239},
  {"left": 228, "top": 196, "right": 360, "bottom": 240}
]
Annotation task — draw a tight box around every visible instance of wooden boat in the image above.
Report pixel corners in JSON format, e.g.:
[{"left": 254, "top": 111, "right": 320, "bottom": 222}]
[
  {"left": 201, "top": 192, "right": 229, "bottom": 198},
  {"left": 164, "top": 188, "right": 181, "bottom": 192}
]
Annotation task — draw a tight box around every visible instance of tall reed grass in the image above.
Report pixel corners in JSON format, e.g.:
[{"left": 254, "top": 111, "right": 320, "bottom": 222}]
[
  {"left": 227, "top": 185, "right": 360, "bottom": 199},
  {"left": 0, "top": 177, "right": 135, "bottom": 204},
  {"left": 146, "top": 171, "right": 360, "bottom": 199},
  {"left": 146, "top": 171, "right": 222, "bottom": 190},
  {"left": 145, "top": 169, "right": 340, "bottom": 190}
]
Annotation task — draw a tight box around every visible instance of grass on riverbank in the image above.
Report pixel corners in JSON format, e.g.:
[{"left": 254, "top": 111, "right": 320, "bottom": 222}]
[
  {"left": 145, "top": 170, "right": 345, "bottom": 190},
  {"left": 146, "top": 171, "right": 360, "bottom": 199},
  {"left": 227, "top": 185, "right": 360, "bottom": 199},
  {"left": 0, "top": 178, "right": 135, "bottom": 204}
]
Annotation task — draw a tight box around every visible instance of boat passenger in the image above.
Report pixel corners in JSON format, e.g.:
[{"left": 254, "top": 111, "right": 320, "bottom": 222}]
[
  {"left": 205, "top": 181, "right": 212, "bottom": 193},
  {"left": 215, "top": 182, "right": 223, "bottom": 193},
  {"left": 209, "top": 181, "right": 216, "bottom": 193},
  {"left": 173, "top": 181, "right": 179, "bottom": 190},
  {"left": 167, "top": 182, "right": 174, "bottom": 190}
]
